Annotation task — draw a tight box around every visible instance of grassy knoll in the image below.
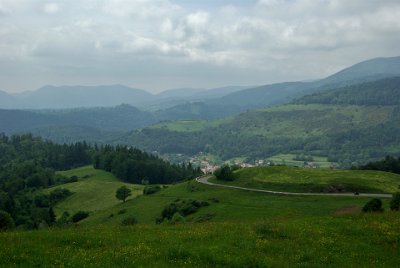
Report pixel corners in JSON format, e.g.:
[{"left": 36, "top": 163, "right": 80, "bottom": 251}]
[
  {"left": 48, "top": 166, "right": 144, "bottom": 217},
  {"left": 210, "top": 166, "right": 400, "bottom": 193},
  {"left": 1, "top": 213, "right": 399, "bottom": 267}
]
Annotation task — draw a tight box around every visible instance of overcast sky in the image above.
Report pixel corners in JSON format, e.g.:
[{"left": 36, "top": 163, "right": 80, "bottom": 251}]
[{"left": 1, "top": 0, "right": 400, "bottom": 93}]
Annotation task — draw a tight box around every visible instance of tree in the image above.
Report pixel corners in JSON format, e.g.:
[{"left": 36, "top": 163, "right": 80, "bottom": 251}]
[
  {"left": 0, "top": 210, "right": 14, "bottom": 230},
  {"left": 214, "top": 165, "right": 235, "bottom": 181},
  {"left": 116, "top": 186, "right": 132, "bottom": 203},
  {"left": 390, "top": 192, "right": 400, "bottom": 211},
  {"left": 362, "top": 198, "right": 384, "bottom": 212}
]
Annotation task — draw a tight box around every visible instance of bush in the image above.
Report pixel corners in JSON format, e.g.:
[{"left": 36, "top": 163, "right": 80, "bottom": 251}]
[
  {"left": 170, "top": 212, "right": 186, "bottom": 224},
  {"left": 72, "top": 211, "right": 89, "bottom": 223},
  {"left": 0, "top": 210, "right": 14, "bottom": 230},
  {"left": 158, "top": 199, "right": 210, "bottom": 223},
  {"left": 121, "top": 216, "right": 138, "bottom": 226},
  {"left": 143, "top": 185, "right": 161, "bottom": 195},
  {"left": 390, "top": 192, "right": 400, "bottom": 211},
  {"left": 362, "top": 198, "right": 384, "bottom": 212},
  {"left": 118, "top": 209, "right": 127, "bottom": 215},
  {"left": 49, "top": 188, "right": 73, "bottom": 204}
]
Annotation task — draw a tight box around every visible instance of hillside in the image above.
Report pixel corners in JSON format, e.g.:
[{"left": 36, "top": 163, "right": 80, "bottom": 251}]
[
  {"left": 210, "top": 166, "right": 400, "bottom": 193},
  {"left": 48, "top": 166, "right": 143, "bottom": 217},
  {"left": 295, "top": 77, "right": 400, "bottom": 106},
  {"left": 2, "top": 164, "right": 399, "bottom": 267},
  {"left": 120, "top": 77, "right": 400, "bottom": 166}
]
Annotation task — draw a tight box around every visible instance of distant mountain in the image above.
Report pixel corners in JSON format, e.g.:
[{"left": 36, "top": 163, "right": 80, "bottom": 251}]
[
  {"left": 156, "top": 88, "right": 206, "bottom": 99},
  {"left": 0, "top": 104, "right": 156, "bottom": 135},
  {"left": 197, "top": 56, "right": 400, "bottom": 114},
  {"left": 0, "top": 90, "right": 18, "bottom": 109},
  {"left": 319, "top": 56, "right": 400, "bottom": 86},
  {"left": 192, "top": 86, "right": 251, "bottom": 99},
  {"left": 12, "top": 84, "right": 153, "bottom": 109},
  {"left": 295, "top": 77, "right": 400, "bottom": 106}
]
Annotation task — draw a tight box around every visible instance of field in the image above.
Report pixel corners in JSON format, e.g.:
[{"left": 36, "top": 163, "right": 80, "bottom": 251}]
[
  {"left": 211, "top": 166, "right": 400, "bottom": 193},
  {"left": 2, "top": 166, "right": 400, "bottom": 267},
  {"left": 1, "top": 213, "right": 400, "bottom": 267},
  {"left": 266, "top": 153, "right": 334, "bottom": 168},
  {"left": 48, "top": 166, "right": 144, "bottom": 216}
]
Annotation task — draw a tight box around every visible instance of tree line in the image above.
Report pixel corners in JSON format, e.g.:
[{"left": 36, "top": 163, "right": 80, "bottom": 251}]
[{"left": 93, "top": 145, "right": 202, "bottom": 184}]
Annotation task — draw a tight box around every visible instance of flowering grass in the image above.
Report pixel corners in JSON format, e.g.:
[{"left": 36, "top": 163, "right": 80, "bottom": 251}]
[{"left": 1, "top": 213, "right": 399, "bottom": 267}]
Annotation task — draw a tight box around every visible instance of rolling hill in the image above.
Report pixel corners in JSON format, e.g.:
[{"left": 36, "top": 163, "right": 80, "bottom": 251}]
[{"left": 121, "top": 77, "right": 400, "bottom": 166}]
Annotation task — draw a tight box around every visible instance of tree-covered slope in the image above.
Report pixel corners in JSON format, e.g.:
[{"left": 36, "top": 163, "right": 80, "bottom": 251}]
[
  {"left": 121, "top": 104, "right": 400, "bottom": 166},
  {"left": 295, "top": 77, "right": 400, "bottom": 106}
]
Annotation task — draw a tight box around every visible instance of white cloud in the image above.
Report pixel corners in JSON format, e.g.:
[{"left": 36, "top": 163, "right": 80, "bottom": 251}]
[
  {"left": 0, "top": 0, "right": 400, "bottom": 92},
  {"left": 43, "top": 3, "right": 60, "bottom": 14}
]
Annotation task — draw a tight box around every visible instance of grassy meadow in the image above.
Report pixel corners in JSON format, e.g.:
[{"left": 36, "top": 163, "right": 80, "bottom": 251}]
[
  {"left": 2, "top": 165, "right": 400, "bottom": 267},
  {"left": 210, "top": 166, "right": 400, "bottom": 194},
  {"left": 48, "top": 166, "right": 144, "bottom": 216}
]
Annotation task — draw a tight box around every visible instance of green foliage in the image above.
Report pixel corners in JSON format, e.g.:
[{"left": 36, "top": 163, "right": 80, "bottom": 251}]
[
  {"left": 214, "top": 165, "right": 235, "bottom": 181},
  {"left": 94, "top": 145, "right": 202, "bottom": 184},
  {"left": 72, "top": 211, "right": 89, "bottom": 223},
  {"left": 157, "top": 199, "right": 209, "bottom": 223},
  {"left": 49, "top": 188, "right": 73, "bottom": 204},
  {"left": 123, "top": 103, "right": 400, "bottom": 167},
  {"left": 143, "top": 185, "right": 161, "bottom": 195},
  {"left": 360, "top": 156, "right": 400, "bottom": 174},
  {"left": 390, "top": 192, "right": 400, "bottom": 211},
  {"left": 121, "top": 216, "right": 138, "bottom": 226},
  {"left": 0, "top": 133, "right": 92, "bottom": 229},
  {"left": 0, "top": 210, "right": 14, "bottom": 230},
  {"left": 115, "top": 186, "right": 132, "bottom": 203},
  {"left": 362, "top": 199, "right": 384, "bottom": 212}
]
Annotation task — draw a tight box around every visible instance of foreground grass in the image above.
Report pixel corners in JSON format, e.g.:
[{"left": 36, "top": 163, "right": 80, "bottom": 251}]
[
  {"left": 211, "top": 166, "right": 400, "bottom": 193},
  {"left": 1, "top": 213, "right": 399, "bottom": 267}
]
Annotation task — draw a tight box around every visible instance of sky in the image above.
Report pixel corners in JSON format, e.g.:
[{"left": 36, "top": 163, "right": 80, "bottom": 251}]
[{"left": 0, "top": 0, "right": 400, "bottom": 93}]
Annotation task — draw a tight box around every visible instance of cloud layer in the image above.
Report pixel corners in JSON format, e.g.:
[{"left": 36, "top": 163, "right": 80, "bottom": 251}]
[{"left": 0, "top": 0, "right": 399, "bottom": 92}]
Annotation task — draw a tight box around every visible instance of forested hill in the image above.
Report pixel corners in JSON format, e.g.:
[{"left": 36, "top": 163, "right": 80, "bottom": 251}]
[
  {"left": 0, "top": 134, "right": 201, "bottom": 229},
  {"left": 120, "top": 76, "right": 400, "bottom": 167},
  {"left": 295, "top": 77, "right": 400, "bottom": 106}
]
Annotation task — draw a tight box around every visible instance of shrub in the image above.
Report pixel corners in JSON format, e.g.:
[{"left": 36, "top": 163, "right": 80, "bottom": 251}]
[
  {"left": 362, "top": 198, "right": 384, "bottom": 212},
  {"left": 121, "top": 216, "right": 138, "bottom": 226},
  {"left": 143, "top": 185, "right": 161, "bottom": 195},
  {"left": 390, "top": 192, "right": 400, "bottom": 211},
  {"left": 170, "top": 212, "right": 186, "bottom": 224},
  {"left": 0, "top": 210, "right": 14, "bottom": 230},
  {"left": 72, "top": 211, "right": 89, "bottom": 223},
  {"left": 118, "top": 209, "right": 127, "bottom": 215},
  {"left": 49, "top": 188, "right": 73, "bottom": 204},
  {"left": 158, "top": 199, "right": 210, "bottom": 223}
]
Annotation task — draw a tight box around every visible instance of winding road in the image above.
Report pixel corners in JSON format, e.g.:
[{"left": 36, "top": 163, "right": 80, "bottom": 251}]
[{"left": 196, "top": 176, "right": 393, "bottom": 198}]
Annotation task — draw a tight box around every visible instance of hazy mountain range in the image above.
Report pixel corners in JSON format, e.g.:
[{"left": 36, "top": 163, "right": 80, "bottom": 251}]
[
  {"left": 0, "top": 56, "right": 400, "bottom": 166},
  {"left": 1, "top": 56, "right": 399, "bottom": 112}
]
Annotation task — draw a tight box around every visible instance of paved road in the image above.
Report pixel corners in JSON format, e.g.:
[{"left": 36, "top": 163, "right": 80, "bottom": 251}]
[{"left": 196, "top": 176, "right": 393, "bottom": 198}]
